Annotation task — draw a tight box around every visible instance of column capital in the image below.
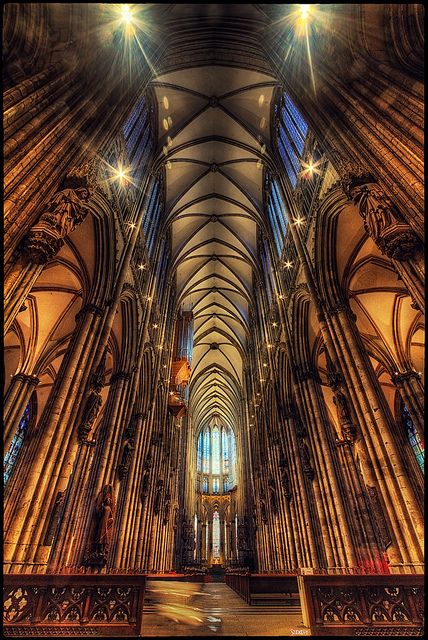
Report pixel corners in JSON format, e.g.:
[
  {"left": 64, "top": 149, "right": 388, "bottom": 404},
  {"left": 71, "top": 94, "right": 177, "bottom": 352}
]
[
  {"left": 75, "top": 303, "right": 104, "bottom": 321},
  {"left": 12, "top": 372, "right": 40, "bottom": 386},
  {"left": 392, "top": 370, "right": 422, "bottom": 385}
]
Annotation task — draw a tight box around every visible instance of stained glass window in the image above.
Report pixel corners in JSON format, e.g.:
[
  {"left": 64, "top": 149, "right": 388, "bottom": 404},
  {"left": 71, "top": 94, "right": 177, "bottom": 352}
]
[
  {"left": 213, "top": 511, "right": 220, "bottom": 559},
  {"left": 266, "top": 176, "right": 289, "bottom": 256},
  {"left": 276, "top": 92, "right": 308, "bottom": 188},
  {"left": 403, "top": 405, "right": 424, "bottom": 472},
  {"left": 143, "top": 176, "right": 163, "bottom": 258},
  {"left": 197, "top": 422, "right": 236, "bottom": 493},
  {"left": 197, "top": 431, "right": 203, "bottom": 472},
  {"left": 4, "top": 403, "right": 31, "bottom": 484},
  {"left": 212, "top": 427, "right": 220, "bottom": 474},
  {"left": 203, "top": 429, "right": 210, "bottom": 474},
  {"left": 123, "top": 94, "right": 153, "bottom": 186}
]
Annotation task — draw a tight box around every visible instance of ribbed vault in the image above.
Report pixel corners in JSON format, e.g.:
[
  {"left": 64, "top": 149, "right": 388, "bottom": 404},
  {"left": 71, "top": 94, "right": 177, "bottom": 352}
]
[{"left": 152, "top": 64, "right": 276, "bottom": 434}]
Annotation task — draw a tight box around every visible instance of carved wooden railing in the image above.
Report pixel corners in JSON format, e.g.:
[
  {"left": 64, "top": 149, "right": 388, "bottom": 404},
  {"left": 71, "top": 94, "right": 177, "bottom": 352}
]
[
  {"left": 3, "top": 573, "right": 147, "bottom": 637},
  {"left": 298, "top": 574, "right": 424, "bottom": 636}
]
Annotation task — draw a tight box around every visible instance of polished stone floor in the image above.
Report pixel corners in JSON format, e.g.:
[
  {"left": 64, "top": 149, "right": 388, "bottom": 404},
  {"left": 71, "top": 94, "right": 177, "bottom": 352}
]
[{"left": 141, "top": 580, "right": 309, "bottom": 636}]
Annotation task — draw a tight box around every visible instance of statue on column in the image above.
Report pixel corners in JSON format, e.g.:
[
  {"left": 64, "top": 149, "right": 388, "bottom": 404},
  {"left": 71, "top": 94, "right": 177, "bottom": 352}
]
[
  {"left": 22, "top": 175, "right": 91, "bottom": 265},
  {"left": 268, "top": 478, "right": 278, "bottom": 514},
  {"left": 333, "top": 388, "right": 357, "bottom": 442},
  {"left": 154, "top": 479, "right": 164, "bottom": 514},
  {"left": 77, "top": 350, "right": 107, "bottom": 443},
  {"left": 299, "top": 439, "right": 315, "bottom": 479},
  {"left": 118, "top": 435, "right": 135, "bottom": 480},
  {"left": 140, "top": 457, "right": 152, "bottom": 506},
  {"left": 85, "top": 484, "right": 115, "bottom": 567},
  {"left": 280, "top": 463, "right": 291, "bottom": 500},
  {"left": 343, "top": 177, "right": 420, "bottom": 261},
  {"left": 260, "top": 497, "right": 268, "bottom": 523},
  {"left": 163, "top": 491, "right": 171, "bottom": 525}
]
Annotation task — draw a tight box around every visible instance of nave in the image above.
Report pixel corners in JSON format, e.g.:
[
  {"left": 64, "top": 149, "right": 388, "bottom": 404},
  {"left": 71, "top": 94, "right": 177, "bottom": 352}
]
[{"left": 142, "top": 580, "right": 303, "bottom": 637}]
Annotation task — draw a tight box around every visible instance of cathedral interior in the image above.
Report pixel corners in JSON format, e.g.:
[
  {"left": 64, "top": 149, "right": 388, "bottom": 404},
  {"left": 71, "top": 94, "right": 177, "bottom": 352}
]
[{"left": 3, "top": 3, "right": 425, "bottom": 637}]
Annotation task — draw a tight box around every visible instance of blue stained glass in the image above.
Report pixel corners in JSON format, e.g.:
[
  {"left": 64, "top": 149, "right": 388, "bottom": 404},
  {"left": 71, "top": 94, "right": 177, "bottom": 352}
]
[
  {"left": 282, "top": 106, "right": 305, "bottom": 155},
  {"left": 285, "top": 94, "right": 308, "bottom": 138},
  {"left": 278, "top": 137, "right": 298, "bottom": 188},
  {"left": 203, "top": 430, "right": 210, "bottom": 474},
  {"left": 280, "top": 128, "right": 301, "bottom": 175},
  {"left": 203, "top": 477, "right": 209, "bottom": 493},
  {"left": 275, "top": 92, "right": 308, "bottom": 190},
  {"left": 197, "top": 432, "right": 203, "bottom": 472},
  {"left": 403, "top": 405, "right": 424, "bottom": 473},
  {"left": 4, "top": 404, "right": 30, "bottom": 483},
  {"left": 272, "top": 180, "right": 288, "bottom": 233},
  {"left": 212, "top": 427, "right": 220, "bottom": 474}
]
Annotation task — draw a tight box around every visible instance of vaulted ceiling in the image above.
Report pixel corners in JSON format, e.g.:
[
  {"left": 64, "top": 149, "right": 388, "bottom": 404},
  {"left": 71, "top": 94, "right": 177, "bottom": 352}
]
[{"left": 152, "top": 64, "right": 277, "bottom": 434}]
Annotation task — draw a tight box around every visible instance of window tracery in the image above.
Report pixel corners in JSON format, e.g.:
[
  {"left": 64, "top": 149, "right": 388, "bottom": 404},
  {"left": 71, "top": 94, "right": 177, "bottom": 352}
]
[{"left": 196, "top": 418, "right": 236, "bottom": 494}]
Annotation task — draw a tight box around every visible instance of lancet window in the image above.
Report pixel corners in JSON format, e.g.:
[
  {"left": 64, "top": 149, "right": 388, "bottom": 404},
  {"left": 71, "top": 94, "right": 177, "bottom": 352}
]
[
  {"left": 275, "top": 92, "right": 308, "bottom": 188},
  {"left": 402, "top": 404, "right": 424, "bottom": 473},
  {"left": 196, "top": 418, "right": 236, "bottom": 494},
  {"left": 4, "top": 401, "right": 33, "bottom": 484}
]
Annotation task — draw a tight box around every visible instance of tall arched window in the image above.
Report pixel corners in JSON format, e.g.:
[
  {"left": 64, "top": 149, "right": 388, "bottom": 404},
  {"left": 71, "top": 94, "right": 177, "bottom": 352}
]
[
  {"left": 122, "top": 93, "right": 154, "bottom": 186},
  {"left": 143, "top": 173, "right": 163, "bottom": 258},
  {"left": 275, "top": 92, "right": 308, "bottom": 188},
  {"left": 4, "top": 397, "right": 35, "bottom": 484},
  {"left": 212, "top": 510, "right": 220, "bottom": 560},
  {"left": 402, "top": 404, "right": 424, "bottom": 473},
  {"left": 265, "top": 174, "right": 289, "bottom": 256},
  {"left": 196, "top": 416, "right": 237, "bottom": 494}
]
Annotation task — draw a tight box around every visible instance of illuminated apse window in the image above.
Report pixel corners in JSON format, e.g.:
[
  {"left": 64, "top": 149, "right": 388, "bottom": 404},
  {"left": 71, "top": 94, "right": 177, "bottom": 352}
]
[
  {"left": 212, "top": 510, "right": 220, "bottom": 559},
  {"left": 4, "top": 403, "right": 31, "bottom": 483}
]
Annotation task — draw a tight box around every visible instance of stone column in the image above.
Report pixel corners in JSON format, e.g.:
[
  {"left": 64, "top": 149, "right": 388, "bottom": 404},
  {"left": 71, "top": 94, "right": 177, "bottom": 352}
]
[
  {"left": 4, "top": 302, "right": 105, "bottom": 571},
  {"left": 326, "top": 303, "right": 424, "bottom": 565},
  {"left": 342, "top": 172, "right": 424, "bottom": 312}
]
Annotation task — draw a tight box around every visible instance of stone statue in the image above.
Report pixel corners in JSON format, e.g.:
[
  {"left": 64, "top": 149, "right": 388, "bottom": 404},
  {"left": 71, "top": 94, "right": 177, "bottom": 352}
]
[
  {"left": 352, "top": 183, "right": 393, "bottom": 240},
  {"left": 268, "top": 478, "right": 278, "bottom": 514},
  {"left": 140, "top": 471, "right": 150, "bottom": 506},
  {"left": 22, "top": 186, "right": 91, "bottom": 264},
  {"left": 299, "top": 440, "right": 314, "bottom": 479},
  {"left": 118, "top": 436, "right": 135, "bottom": 480},
  {"left": 260, "top": 497, "right": 268, "bottom": 523},
  {"left": 94, "top": 484, "right": 115, "bottom": 548},
  {"left": 154, "top": 480, "right": 163, "bottom": 514},
  {"left": 48, "top": 187, "right": 90, "bottom": 235},
  {"left": 77, "top": 353, "right": 106, "bottom": 443},
  {"left": 237, "top": 523, "right": 248, "bottom": 551},
  {"left": 85, "top": 484, "right": 115, "bottom": 566},
  {"left": 281, "top": 468, "right": 291, "bottom": 499},
  {"left": 348, "top": 181, "right": 420, "bottom": 261},
  {"left": 163, "top": 492, "right": 171, "bottom": 525},
  {"left": 333, "top": 389, "right": 352, "bottom": 424}
]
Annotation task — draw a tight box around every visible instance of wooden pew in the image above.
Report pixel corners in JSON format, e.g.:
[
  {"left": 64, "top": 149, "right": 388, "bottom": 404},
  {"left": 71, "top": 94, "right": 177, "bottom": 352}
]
[{"left": 225, "top": 572, "right": 299, "bottom": 605}]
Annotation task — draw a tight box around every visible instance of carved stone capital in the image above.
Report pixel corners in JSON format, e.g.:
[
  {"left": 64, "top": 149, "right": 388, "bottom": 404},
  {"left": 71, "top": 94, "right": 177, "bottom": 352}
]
[
  {"left": 75, "top": 303, "right": 104, "bottom": 321},
  {"left": 392, "top": 370, "right": 422, "bottom": 385},
  {"left": 13, "top": 373, "right": 40, "bottom": 386}
]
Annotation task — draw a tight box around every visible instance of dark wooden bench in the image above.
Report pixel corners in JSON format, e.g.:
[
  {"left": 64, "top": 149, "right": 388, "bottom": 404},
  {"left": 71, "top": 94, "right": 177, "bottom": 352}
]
[{"left": 225, "top": 572, "right": 299, "bottom": 605}]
